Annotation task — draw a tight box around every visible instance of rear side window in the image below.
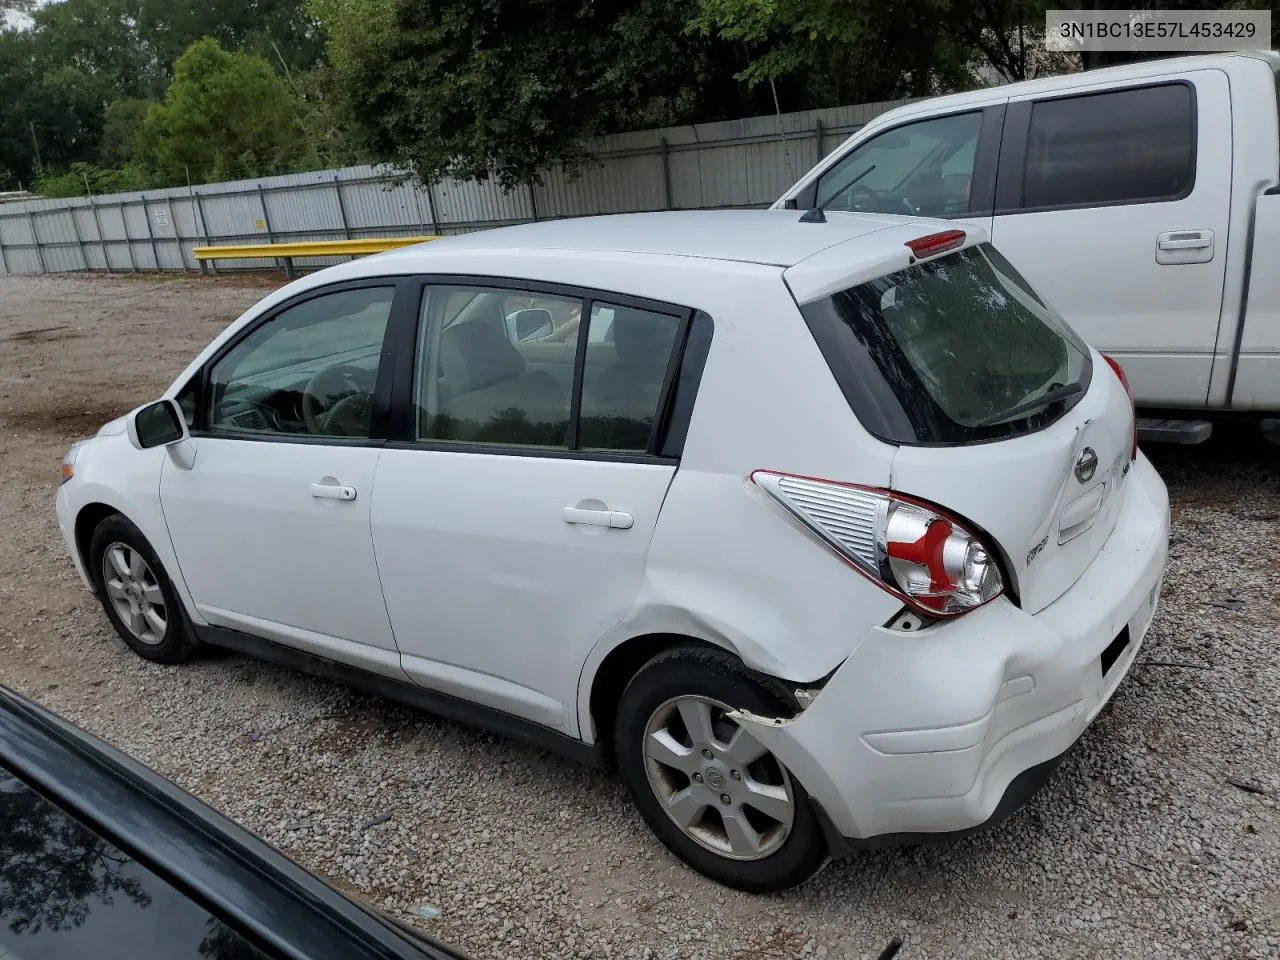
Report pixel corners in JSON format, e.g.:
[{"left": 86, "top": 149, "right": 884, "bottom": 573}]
[
  {"left": 411, "top": 283, "right": 693, "bottom": 456},
  {"left": 1021, "top": 84, "right": 1195, "bottom": 209},
  {"left": 801, "top": 243, "right": 1092, "bottom": 446},
  {"left": 579, "top": 303, "right": 683, "bottom": 452}
]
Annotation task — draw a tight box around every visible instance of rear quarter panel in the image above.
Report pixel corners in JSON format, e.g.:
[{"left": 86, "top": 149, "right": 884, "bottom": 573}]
[{"left": 576, "top": 271, "right": 903, "bottom": 739}]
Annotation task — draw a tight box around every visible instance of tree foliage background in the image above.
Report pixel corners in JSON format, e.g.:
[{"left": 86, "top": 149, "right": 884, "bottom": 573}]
[{"left": 1, "top": 0, "right": 1275, "bottom": 195}]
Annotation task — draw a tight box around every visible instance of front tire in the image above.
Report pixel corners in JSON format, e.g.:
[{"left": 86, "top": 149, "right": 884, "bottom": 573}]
[
  {"left": 88, "top": 513, "right": 198, "bottom": 664},
  {"left": 614, "top": 645, "right": 827, "bottom": 892}
]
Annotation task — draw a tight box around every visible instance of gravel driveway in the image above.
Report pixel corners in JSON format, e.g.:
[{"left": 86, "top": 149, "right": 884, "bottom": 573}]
[{"left": 1, "top": 274, "right": 1278, "bottom": 959}]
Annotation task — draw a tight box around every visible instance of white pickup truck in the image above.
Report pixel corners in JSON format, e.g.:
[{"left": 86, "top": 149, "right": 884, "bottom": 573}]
[{"left": 773, "top": 50, "right": 1280, "bottom": 445}]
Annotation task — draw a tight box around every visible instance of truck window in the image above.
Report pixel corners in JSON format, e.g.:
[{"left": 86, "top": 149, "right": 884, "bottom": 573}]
[
  {"left": 1021, "top": 83, "right": 1195, "bottom": 210},
  {"left": 816, "top": 111, "right": 983, "bottom": 217}
]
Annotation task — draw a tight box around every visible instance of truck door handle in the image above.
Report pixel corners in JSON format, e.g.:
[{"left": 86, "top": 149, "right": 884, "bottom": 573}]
[
  {"left": 562, "top": 506, "right": 634, "bottom": 529},
  {"left": 310, "top": 482, "right": 357, "bottom": 501},
  {"left": 1157, "top": 232, "right": 1211, "bottom": 250}
]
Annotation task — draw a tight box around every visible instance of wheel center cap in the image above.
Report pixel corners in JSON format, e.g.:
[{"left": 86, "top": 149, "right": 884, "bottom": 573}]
[{"left": 703, "top": 767, "right": 727, "bottom": 791}]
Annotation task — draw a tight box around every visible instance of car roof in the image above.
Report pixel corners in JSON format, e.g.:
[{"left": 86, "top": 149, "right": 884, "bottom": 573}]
[
  {"left": 371, "top": 209, "right": 935, "bottom": 269},
  {"left": 167, "top": 210, "right": 987, "bottom": 396}
]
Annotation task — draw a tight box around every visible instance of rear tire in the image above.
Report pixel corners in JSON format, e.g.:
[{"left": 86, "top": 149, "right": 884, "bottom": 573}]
[
  {"left": 88, "top": 513, "right": 199, "bottom": 664},
  {"left": 614, "top": 645, "right": 827, "bottom": 892}
]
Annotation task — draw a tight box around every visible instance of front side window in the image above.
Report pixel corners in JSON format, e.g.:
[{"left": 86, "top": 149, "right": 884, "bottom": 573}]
[
  {"left": 801, "top": 243, "right": 1092, "bottom": 445},
  {"left": 817, "top": 111, "right": 983, "bottom": 217},
  {"left": 1, "top": 768, "right": 270, "bottom": 960},
  {"left": 207, "top": 286, "right": 394, "bottom": 439},
  {"left": 1021, "top": 83, "right": 1195, "bottom": 209}
]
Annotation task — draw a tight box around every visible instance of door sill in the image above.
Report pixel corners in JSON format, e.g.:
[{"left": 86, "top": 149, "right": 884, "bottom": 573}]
[{"left": 193, "top": 624, "right": 607, "bottom": 769}]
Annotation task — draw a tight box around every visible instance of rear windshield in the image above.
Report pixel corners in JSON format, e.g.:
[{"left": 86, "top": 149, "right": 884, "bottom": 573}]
[{"left": 801, "top": 243, "right": 1092, "bottom": 445}]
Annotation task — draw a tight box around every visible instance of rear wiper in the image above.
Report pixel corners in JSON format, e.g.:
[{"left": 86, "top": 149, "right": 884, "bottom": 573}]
[{"left": 973, "top": 382, "right": 1083, "bottom": 427}]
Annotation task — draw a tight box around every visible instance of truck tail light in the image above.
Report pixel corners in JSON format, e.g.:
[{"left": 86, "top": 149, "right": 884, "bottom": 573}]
[
  {"left": 752, "top": 471, "right": 1004, "bottom": 618},
  {"left": 1103, "top": 354, "right": 1138, "bottom": 460}
]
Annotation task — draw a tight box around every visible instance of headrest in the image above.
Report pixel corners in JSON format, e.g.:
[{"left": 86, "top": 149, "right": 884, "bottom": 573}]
[
  {"left": 439, "top": 321, "right": 527, "bottom": 396},
  {"left": 613, "top": 308, "right": 679, "bottom": 362}
]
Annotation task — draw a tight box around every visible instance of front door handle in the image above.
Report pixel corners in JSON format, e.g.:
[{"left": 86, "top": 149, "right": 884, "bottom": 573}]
[
  {"left": 310, "top": 482, "right": 357, "bottom": 501},
  {"left": 1155, "top": 229, "right": 1214, "bottom": 265},
  {"left": 1157, "top": 234, "right": 1211, "bottom": 250},
  {"left": 562, "top": 506, "right": 634, "bottom": 529}
]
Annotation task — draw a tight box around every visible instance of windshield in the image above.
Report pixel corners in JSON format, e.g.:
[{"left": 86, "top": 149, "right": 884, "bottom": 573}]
[{"left": 800, "top": 243, "right": 1092, "bottom": 445}]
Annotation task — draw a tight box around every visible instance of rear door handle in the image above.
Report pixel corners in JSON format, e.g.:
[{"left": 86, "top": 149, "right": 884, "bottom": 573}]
[
  {"left": 310, "top": 482, "right": 357, "bottom": 501},
  {"left": 562, "top": 506, "right": 634, "bottom": 529}
]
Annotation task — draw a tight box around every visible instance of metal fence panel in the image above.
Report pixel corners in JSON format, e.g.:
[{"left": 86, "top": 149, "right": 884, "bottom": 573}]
[
  {"left": 0, "top": 95, "right": 917, "bottom": 276},
  {"left": 342, "top": 176, "right": 424, "bottom": 232}
]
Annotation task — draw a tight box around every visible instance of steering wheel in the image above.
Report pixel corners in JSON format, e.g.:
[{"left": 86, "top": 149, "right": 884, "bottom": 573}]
[
  {"left": 832, "top": 183, "right": 881, "bottom": 212},
  {"left": 301, "top": 363, "right": 374, "bottom": 436}
]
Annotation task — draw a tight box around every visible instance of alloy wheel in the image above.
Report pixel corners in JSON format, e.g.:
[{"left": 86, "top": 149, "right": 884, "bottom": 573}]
[
  {"left": 642, "top": 695, "right": 795, "bottom": 861},
  {"left": 102, "top": 542, "right": 167, "bottom": 646}
]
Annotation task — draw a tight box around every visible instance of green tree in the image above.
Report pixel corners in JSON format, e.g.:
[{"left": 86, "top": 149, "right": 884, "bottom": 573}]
[
  {"left": 30, "top": 0, "right": 161, "bottom": 100},
  {"left": 691, "top": 0, "right": 1066, "bottom": 92},
  {"left": 0, "top": 1, "right": 32, "bottom": 30},
  {"left": 1, "top": 0, "right": 326, "bottom": 188},
  {"left": 0, "top": 30, "right": 44, "bottom": 187},
  {"left": 312, "top": 0, "right": 771, "bottom": 188},
  {"left": 98, "top": 97, "right": 151, "bottom": 167},
  {"left": 139, "top": 0, "right": 326, "bottom": 80},
  {"left": 142, "top": 37, "right": 309, "bottom": 184}
]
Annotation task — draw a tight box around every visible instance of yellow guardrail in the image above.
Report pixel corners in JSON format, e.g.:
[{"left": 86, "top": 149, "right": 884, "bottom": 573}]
[
  {"left": 193, "top": 235, "right": 440, "bottom": 277},
  {"left": 193, "top": 235, "right": 438, "bottom": 262}
]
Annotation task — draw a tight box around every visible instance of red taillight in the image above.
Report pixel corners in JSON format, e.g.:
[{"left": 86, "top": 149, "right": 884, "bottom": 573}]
[
  {"left": 752, "top": 471, "right": 1004, "bottom": 618},
  {"left": 905, "top": 230, "right": 966, "bottom": 260},
  {"left": 1103, "top": 354, "right": 1138, "bottom": 460}
]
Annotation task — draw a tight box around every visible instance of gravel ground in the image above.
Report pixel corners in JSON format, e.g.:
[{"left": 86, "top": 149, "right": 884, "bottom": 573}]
[{"left": 1, "top": 273, "right": 1278, "bottom": 959}]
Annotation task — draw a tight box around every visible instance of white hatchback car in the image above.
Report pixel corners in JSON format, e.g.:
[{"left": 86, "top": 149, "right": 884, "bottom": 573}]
[{"left": 56, "top": 211, "right": 1169, "bottom": 891}]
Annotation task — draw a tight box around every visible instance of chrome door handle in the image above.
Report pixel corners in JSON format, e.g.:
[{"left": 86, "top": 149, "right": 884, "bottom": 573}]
[
  {"left": 562, "top": 506, "right": 633, "bottom": 529},
  {"left": 310, "top": 482, "right": 357, "bottom": 501}
]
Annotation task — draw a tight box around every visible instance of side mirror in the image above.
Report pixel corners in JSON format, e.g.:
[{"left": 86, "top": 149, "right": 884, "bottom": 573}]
[
  {"left": 127, "top": 399, "right": 187, "bottom": 451},
  {"left": 504, "top": 308, "right": 555, "bottom": 343}
]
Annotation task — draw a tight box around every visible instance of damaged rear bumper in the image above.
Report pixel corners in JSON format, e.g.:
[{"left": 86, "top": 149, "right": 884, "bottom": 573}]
[{"left": 732, "top": 454, "right": 1169, "bottom": 847}]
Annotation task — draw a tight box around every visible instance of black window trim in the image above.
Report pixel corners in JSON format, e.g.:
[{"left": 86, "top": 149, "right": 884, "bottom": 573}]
[
  {"left": 994, "top": 79, "right": 1200, "bottom": 217},
  {"left": 788, "top": 103, "right": 1007, "bottom": 218},
  {"left": 380, "top": 273, "right": 710, "bottom": 464},
  {"left": 191, "top": 275, "right": 418, "bottom": 446}
]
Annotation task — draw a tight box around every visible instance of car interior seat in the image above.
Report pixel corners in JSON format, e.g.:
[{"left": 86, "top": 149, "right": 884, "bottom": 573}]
[{"left": 432, "top": 317, "right": 568, "bottom": 444}]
